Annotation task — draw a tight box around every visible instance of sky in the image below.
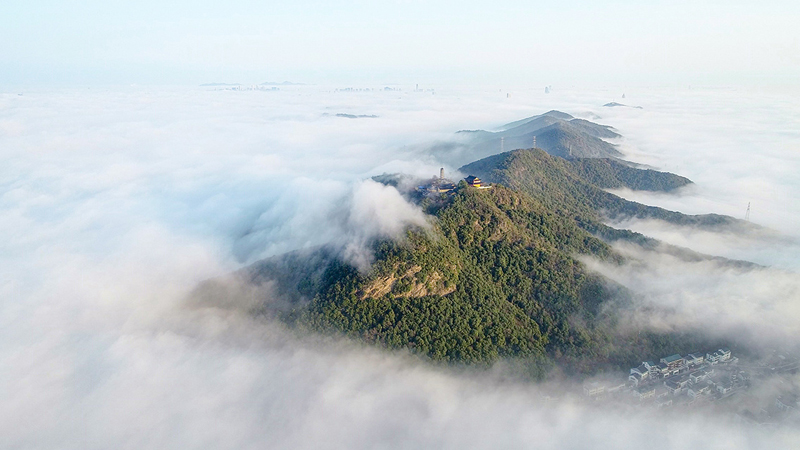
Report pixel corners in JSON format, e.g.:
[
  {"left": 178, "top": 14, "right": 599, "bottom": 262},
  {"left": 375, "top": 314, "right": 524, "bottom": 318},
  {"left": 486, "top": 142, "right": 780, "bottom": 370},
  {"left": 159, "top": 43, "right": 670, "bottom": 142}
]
[{"left": 2, "top": 0, "right": 800, "bottom": 85}]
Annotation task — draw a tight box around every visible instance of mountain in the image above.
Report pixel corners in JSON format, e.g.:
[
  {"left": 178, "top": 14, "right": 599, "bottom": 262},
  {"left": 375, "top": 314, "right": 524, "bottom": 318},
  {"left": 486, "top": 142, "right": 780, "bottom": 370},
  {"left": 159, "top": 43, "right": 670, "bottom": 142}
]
[
  {"left": 459, "top": 149, "right": 760, "bottom": 233},
  {"left": 458, "top": 111, "right": 622, "bottom": 160},
  {"left": 230, "top": 184, "right": 622, "bottom": 367},
  {"left": 569, "top": 158, "right": 692, "bottom": 191},
  {"left": 498, "top": 115, "right": 563, "bottom": 138},
  {"left": 529, "top": 122, "right": 622, "bottom": 158},
  {"left": 195, "top": 149, "right": 755, "bottom": 374},
  {"left": 567, "top": 119, "right": 622, "bottom": 139},
  {"left": 501, "top": 110, "right": 575, "bottom": 130},
  {"left": 603, "top": 102, "right": 643, "bottom": 109},
  {"left": 195, "top": 113, "right": 765, "bottom": 375}
]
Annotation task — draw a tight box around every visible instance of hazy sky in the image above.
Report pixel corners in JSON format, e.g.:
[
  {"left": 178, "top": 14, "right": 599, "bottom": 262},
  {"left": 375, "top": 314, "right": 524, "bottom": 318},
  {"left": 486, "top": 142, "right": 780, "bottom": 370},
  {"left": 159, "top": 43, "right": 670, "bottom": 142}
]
[{"left": 2, "top": 0, "right": 799, "bottom": 85}]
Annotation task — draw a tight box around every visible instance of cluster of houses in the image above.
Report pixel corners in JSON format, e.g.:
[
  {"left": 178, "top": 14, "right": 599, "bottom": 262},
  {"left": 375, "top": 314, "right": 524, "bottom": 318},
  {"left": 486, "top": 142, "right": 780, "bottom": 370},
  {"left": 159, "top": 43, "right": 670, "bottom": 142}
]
[
  {"left": 628, "top": 348, "right": 733, "bottom": 387},
  {"left": 582, "top": 346, "right": 800, "bottom": 426},
  {"left": 583, "top": 348, "right": 744, "bottom": 408},
  {"left": 625, "top": 348, "right": 752, "bottom": 406}
]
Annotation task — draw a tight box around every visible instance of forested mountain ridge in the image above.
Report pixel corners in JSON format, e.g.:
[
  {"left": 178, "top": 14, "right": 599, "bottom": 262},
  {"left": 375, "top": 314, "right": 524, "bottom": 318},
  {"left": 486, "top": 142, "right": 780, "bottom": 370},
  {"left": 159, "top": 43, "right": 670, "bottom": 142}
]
[
  {"left": 237, "top": 185, "right": 622, "bottom": 365},
  {"left": 212, "top": 171, "right": 736, "bottom": 370},
  {"left": 195, "top": 117, "right": 756, "bottom": 374},
  {"left": 211, "top": 173, "right": 734, "bottom": 371},
  {"left": 568, "top": 158, "right": 691, "bottom": 192},
  {"left": 460, "top": 149, "right": 756, "bottom": 233}
]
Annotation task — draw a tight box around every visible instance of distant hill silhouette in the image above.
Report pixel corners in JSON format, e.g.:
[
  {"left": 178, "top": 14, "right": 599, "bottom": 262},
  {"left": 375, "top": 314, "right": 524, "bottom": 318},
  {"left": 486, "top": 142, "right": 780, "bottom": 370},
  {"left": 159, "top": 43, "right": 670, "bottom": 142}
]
[
  {"left": 500, "top": 110, "right": 575, "bottom": 130},
  {"left": 458, "top": 110, "right": 622, "bottom": 160},
  {"left": 603, "top": 102, "right": 643, "bottom": 109}
]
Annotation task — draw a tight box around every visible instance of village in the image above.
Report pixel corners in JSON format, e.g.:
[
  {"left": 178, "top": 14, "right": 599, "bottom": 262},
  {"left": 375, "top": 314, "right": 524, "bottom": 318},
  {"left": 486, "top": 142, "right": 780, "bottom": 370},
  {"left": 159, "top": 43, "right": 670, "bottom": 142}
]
[{"left": 581, "top": 347, "right": 800, "bottom": 427}]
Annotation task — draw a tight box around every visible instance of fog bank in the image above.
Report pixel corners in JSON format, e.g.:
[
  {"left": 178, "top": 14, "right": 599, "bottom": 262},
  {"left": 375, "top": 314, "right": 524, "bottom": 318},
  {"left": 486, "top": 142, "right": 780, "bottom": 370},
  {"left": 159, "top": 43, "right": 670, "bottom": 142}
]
[{"left": 2, "top": 85, "right": 799, "bottom": 448}]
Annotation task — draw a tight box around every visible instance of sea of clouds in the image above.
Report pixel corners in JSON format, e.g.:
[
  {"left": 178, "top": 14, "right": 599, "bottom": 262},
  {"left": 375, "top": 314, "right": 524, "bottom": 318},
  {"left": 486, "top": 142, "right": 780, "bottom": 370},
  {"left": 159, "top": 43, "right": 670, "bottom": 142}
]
[{"left": 1, "top": 84, "right": 799, "bottom": 448}]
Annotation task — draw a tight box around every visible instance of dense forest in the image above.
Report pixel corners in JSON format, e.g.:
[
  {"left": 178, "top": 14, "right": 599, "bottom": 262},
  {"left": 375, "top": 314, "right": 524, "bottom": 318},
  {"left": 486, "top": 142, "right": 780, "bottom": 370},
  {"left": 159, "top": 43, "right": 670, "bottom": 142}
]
[{"left": 294, "top": 185, "right": 617, "bottom": 365}]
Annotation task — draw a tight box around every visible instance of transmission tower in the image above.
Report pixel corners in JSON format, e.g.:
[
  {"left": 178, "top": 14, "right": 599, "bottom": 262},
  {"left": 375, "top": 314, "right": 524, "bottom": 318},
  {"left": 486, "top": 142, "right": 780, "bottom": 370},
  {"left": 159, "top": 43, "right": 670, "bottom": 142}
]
[
  {"left": 745, "top": 202, "right": 750, "bottom": 221},
  {"left": 501, "top": 137, "right": 505, "bottom": 153},
  {"left": 532, "top": 136, "right": 536, "bottom": 149}
]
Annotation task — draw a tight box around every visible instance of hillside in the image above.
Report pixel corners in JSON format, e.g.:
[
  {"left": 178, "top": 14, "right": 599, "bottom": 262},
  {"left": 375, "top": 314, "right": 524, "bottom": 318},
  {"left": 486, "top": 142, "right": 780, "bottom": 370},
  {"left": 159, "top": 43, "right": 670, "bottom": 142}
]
[
  {"left": 459, "top": 149, "right": 756, "bottom": 233},
  {"left": 569, "top": 158, "right": 691, "bottom": 191},
  {"left": 207, "top": 178, "right": 740, "bottom": 374},
  {"left": 241, "top": 185, "right": 621, "bottom": 365},
  {"left": 501, "top": 110, "right": 575, "bottom": 129}
]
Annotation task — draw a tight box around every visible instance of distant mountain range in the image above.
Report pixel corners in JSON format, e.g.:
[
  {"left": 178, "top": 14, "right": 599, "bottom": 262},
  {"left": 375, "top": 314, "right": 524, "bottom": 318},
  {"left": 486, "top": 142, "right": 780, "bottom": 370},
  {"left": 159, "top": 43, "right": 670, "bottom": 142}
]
[
  {"left": 603, "top": 102, "right": 643, "bottom": 109},
  {"left": 458, "top": 110, "right": 623, "bottom": 160},
  {"left": 335, "top": 113, "right": 379, "bottom": 119}
]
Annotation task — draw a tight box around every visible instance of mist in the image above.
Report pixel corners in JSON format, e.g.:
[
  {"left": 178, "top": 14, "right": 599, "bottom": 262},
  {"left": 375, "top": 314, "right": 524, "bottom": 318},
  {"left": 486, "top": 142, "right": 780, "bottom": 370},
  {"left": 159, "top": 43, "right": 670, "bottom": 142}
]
[{"left": 2, "top": 84, "right": 800, "bottom": 448}]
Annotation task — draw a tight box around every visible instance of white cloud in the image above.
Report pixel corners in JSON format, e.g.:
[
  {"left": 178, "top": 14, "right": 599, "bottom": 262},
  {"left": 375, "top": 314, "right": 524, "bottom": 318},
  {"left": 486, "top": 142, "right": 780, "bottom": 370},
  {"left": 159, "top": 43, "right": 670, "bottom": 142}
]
[
  {"left": 2, "top": 85, "right": 800, "bottom": 448},
  {"left": 583, "top": 242, "right": 800, "bottom": 346}
]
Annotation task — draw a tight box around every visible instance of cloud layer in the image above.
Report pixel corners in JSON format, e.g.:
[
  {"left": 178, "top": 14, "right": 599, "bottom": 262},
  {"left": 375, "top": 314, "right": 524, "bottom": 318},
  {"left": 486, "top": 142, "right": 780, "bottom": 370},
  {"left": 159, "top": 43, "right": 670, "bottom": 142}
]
[{"left": 1, "top": 85, "right": 799, "bottom": 448}]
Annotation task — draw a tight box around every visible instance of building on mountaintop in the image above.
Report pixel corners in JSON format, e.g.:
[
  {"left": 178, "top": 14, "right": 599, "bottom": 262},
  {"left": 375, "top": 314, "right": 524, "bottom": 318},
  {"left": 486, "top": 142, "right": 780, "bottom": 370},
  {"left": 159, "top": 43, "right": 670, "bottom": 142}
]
[
  {"left": 464, "top": 175, "right": 492, "bottom": 189},
  {"left": 465, "top": 175, "right": 481, "bottom": 187}
]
